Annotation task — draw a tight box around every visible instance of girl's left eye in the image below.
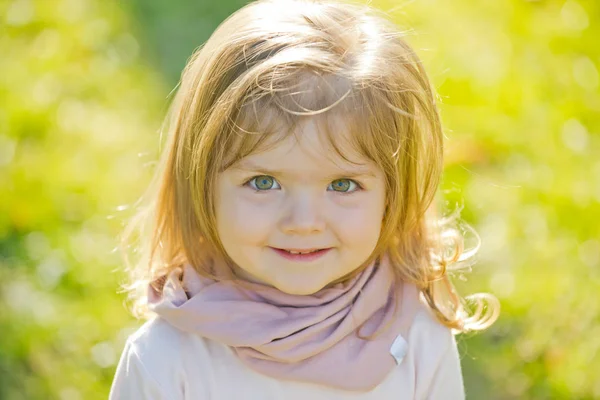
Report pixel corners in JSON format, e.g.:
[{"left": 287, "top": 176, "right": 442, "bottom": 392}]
[{"left": 328, "top": 179, "right": 360, "bottom": 193}]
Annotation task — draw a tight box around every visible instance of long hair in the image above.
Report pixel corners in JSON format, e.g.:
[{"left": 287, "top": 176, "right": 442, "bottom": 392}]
[{"left": 120, "top": 0, "right": 498, "bottom": 332}]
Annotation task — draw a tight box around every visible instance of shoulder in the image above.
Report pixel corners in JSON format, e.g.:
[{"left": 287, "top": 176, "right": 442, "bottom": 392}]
[
  {"left": 126, "top": 316, "right": 189, "bottom": 359},
  {"left": 409, "top": 306, "right": 456, "bottom": 356},
  {"left": 110, "top": 317, "right": 185, "bottom": 399},
  {"left": 123, "top": 317, "right": 189, "bottom": 382},
  {"left": 124, "top": 315, "right": 217, "bottom": 376},
  {"left": 111, "top": 317, "right": 212, "bottom": 399},
  {"left": 397, "top": 282, "right": 455, "bottom": 354},
  {"left": 403, "top": 291, "right": 465, "bottom": 399},
  {"left": 112, "top": 316, "right": 224, "bottom": 399}
]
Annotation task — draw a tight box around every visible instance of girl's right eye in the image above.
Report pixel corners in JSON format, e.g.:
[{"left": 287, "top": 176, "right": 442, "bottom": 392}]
[{"left": 246, "top": 175, "right": 281, "bottom": 191}]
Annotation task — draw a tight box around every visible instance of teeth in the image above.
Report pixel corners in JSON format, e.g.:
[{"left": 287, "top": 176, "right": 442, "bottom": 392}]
[{"left": 287, "top": 250, "right": 319, "bottom": 255}]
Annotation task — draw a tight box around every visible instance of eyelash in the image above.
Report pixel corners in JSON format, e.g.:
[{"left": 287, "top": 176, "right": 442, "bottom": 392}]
[{"left": 243, "top": 175, "right": 363, "bottom": 194}]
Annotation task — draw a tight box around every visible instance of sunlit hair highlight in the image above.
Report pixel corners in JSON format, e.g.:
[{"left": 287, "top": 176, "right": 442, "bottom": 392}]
[{"left": 119, "top": 0, "right": 499, "bottom": 332}]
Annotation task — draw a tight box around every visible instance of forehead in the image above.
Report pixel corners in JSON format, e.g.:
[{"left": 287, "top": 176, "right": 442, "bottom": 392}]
[
  {"left": 227, "top": 106, "right": 371, "bottom": 172},
  {"left": 219, "top": 69, "right": 393, "bottom": 173}
]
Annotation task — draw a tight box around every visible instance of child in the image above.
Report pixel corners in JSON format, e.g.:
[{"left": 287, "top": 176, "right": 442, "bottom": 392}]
[{"left": 110, "top": 0, "right": 498, "bottom": 398}]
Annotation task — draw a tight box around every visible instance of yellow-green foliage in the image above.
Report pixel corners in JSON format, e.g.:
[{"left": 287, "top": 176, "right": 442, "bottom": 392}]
[{"left": 0, "top": 0, "right": 598, "bottom": 399}]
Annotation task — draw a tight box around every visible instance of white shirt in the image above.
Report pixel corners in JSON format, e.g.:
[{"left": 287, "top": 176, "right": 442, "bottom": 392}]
[{"left": 110, "top": 309, "right": 465, "bottom": 400}]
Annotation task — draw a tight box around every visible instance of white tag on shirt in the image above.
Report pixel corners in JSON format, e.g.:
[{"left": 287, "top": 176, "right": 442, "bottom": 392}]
[{"left": 390, "top": 334, "right": 408, "bottom": 365}]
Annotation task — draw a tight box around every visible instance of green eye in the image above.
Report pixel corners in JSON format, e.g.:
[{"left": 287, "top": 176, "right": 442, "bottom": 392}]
[
  {"left": 250, "top": 175, "right": 279, "bottom": 191},
  {"left": 329, "top": 179, "right": 358, "bottom": 193}
]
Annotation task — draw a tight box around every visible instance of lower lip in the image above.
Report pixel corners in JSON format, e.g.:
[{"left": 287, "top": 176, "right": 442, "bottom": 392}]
[{"left": 270, "top": 247, "right": 332, "bottom": 262}]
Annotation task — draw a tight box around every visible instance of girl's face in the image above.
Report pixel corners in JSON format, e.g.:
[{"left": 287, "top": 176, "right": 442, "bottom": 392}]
[{"left": 215, "top": 117, "right": 386, "bottom": 295}]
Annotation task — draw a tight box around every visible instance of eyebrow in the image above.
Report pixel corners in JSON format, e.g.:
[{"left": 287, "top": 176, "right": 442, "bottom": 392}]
[{"left": 231, "top": 160, "right": 378, "bottom": 179}]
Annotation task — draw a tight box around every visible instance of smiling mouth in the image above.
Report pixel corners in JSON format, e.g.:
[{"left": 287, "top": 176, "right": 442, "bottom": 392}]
[{"left": 270, "top": 247, "right": 332, "bottom": 261}]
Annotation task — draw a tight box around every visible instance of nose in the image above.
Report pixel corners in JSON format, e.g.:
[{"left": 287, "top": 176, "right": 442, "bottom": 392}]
[{"left": 279, "top": 192, "right": 325, "bottom": 235}]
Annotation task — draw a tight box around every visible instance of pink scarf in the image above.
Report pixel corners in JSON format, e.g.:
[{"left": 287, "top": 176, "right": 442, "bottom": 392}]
[{"left": 148, "top": 256, "right": 419, "bottom": 391}]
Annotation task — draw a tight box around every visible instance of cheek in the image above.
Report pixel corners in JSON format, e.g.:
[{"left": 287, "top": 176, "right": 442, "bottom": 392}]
[
  {"left": 328, "top": 194, "right": 385, "bottom": 247},
  {"left": 216, "top": 189, "right": 279, "bottom": 246},
  {"left": 332, "top": 209, "right": 382, "bottom": 244}
]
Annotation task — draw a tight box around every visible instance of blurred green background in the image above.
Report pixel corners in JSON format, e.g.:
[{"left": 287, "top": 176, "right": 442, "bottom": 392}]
[{"left": 1, "top": 0, "right": 598, "bottom": 398}]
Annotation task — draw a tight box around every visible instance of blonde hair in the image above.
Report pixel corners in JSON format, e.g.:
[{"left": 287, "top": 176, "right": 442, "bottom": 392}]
[{"left": 120, "top": 0, "right": 499, "bottom": 332}]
